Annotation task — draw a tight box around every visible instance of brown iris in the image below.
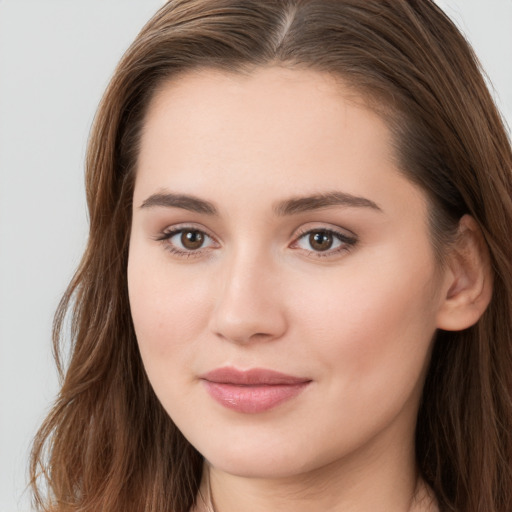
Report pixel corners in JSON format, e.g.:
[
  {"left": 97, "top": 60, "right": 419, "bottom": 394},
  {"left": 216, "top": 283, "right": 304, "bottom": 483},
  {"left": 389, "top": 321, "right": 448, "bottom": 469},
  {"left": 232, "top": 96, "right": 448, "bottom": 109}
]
[
  {"left": 181, "top": 230, "right": 204, "bottom": 250},
  {"left": 309, "top": 230, "right": 334, "bottom": 251}
]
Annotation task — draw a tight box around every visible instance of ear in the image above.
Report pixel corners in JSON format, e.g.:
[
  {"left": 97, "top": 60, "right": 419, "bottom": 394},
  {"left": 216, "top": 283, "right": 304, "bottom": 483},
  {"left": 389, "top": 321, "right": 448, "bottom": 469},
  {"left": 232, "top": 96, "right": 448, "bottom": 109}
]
[{"left": 436, "top": 215, "right": 493, "bottom": 331}]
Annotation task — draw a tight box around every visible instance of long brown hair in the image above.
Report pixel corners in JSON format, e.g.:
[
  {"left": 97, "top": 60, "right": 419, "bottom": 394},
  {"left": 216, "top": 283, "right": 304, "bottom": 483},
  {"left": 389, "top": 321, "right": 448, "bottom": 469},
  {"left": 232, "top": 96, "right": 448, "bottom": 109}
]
[{"left": 30, "top": 1, "right": 512, "bottom": 511}]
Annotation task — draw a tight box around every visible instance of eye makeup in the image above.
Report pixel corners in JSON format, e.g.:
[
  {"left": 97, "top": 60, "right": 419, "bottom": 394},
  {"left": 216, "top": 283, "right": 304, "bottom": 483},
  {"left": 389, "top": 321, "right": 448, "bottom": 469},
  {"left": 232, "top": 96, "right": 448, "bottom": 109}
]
[{"left": 154, "top": 222, "right": 358, "bottom": 260}]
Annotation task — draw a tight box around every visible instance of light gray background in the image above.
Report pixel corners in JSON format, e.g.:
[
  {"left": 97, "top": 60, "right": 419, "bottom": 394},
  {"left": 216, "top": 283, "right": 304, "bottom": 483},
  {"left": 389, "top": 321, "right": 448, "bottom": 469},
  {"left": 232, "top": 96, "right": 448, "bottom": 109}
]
[{"left": 0, "top": 1, "right": 510, "bottom": 511}]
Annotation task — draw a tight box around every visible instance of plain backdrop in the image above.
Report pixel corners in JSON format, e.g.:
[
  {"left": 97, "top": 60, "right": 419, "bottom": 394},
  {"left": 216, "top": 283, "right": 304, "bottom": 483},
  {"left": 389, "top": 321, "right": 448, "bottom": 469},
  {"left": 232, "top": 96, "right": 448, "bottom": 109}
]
[{"left": 0, "top": 1, "right": 510, "bottom": 511}]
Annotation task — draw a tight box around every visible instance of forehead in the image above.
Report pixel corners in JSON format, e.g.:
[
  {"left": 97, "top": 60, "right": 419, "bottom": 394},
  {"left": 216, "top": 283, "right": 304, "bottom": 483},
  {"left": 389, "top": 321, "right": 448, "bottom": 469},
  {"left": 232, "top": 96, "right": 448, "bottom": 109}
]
[
  {"left": 135, "top": 66, "right": 425, "bottom": 221},
  {"left": 143, "top": 66, "right": 378, "bottom": 141},
  {"left": 139, "top": 68, "right": 388, "bottom": 171},
  {"left": 149, "top": 65, "right": 358, "bottom": 110}
]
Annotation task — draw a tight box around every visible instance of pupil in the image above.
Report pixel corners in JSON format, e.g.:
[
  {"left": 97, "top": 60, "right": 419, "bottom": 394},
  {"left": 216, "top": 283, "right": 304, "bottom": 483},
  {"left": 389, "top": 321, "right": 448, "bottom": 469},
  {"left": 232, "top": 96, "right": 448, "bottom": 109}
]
[
  {"left": 181, "top": 230, "right": 204, "bottom": 250},
  {"left": 310, "top": 231, "right": 333, "bottom": 251}
]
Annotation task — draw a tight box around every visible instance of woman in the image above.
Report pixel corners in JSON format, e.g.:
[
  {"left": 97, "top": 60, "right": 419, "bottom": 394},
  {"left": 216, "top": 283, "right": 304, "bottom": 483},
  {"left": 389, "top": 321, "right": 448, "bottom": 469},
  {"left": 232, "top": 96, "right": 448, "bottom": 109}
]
[{"left": 30, "top": 1, "right": 512, "bottom": 511}]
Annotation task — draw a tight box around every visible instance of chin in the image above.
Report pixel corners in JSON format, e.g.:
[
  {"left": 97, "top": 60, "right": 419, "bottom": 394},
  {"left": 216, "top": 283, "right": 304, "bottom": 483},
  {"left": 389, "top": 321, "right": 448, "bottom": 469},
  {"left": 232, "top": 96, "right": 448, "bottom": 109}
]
[
  {"left": 207, "top": 450, "right": 313, "bottom": 479},
  {"left": 188, "top": 428, "right": 334, "bottom": 480}
]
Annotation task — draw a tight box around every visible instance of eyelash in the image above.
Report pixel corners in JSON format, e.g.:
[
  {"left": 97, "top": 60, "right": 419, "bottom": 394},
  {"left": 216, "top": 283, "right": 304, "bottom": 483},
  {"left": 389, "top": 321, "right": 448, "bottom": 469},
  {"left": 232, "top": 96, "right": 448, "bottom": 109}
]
[
  {"left": 155, "top": 225, "right": 357, "bottom": 259},
  {"left": 291, "top": 227, "right": 357, "bottom": 258},
  {"left": 155, "top": 225, "right": 218, "bottom": 259}
]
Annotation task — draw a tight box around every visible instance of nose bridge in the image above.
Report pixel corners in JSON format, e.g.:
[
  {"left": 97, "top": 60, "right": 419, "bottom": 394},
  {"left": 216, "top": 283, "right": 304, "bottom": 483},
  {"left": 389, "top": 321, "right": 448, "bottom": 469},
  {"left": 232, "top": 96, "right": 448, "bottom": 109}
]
[{"left": 209, "top": 245, "right": 287, "bottom": 344}]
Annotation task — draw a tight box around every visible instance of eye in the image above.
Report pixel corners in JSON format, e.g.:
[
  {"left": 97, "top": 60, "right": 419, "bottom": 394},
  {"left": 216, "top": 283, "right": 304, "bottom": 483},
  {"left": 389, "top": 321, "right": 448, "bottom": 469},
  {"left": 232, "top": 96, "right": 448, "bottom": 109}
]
[
  {"left": 156, "top": 226, "right": 218, "bottom": 256},
  {"left": 292, "top": 228, "right": 357, "bottom": 257},
  {"left": 177, "top": 230, "right": 206, "bottom": 250}
]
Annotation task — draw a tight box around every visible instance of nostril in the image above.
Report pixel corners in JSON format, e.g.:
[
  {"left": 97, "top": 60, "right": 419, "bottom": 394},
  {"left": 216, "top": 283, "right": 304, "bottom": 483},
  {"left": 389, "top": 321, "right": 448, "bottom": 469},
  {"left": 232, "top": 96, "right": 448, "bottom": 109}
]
[
  {"left": 212, "top": 324, "right": 279, "bottom": 345},
  {"left": 209, "top": 299, "right": 288, "bottom": 345}
]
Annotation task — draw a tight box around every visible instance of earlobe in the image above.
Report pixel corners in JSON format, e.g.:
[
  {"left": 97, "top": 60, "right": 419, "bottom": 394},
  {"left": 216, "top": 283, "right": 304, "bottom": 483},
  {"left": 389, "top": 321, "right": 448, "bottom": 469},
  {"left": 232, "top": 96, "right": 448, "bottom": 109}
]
[{"left": 436, "top": 215, "right": 493, "bottom": 331}]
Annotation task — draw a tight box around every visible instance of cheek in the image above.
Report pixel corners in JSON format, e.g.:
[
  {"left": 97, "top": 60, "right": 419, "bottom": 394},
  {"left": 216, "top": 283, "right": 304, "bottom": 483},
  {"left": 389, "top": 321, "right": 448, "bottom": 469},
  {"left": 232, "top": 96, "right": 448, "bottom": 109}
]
[
  {"left": 290, "top": 248, "right": 440, "bottom": 399},
  {"left": 127, "top": 248, "right": 214, "bottom": 369}
]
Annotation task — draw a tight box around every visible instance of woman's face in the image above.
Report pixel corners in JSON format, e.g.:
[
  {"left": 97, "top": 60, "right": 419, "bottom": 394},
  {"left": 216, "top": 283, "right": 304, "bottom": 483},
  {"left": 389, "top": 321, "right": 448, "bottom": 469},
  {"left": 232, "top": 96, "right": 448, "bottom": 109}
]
[{"left": 128, "top": 67, "right": 449, "bottom": 479}]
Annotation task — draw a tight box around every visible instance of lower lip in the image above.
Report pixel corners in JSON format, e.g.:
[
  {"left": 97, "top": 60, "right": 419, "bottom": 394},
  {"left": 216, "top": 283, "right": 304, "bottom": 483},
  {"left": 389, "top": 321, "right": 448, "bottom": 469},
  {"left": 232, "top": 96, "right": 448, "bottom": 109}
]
[{"left": 202, "top": 381, "right": 310, "bottom": 414}]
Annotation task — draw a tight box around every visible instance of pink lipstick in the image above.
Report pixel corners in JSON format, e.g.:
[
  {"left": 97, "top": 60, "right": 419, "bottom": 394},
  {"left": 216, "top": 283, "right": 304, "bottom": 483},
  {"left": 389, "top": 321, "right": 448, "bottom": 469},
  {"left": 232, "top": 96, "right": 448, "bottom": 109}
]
[{"left": 200, "top": 367, "right": 311, "bottom": 414}]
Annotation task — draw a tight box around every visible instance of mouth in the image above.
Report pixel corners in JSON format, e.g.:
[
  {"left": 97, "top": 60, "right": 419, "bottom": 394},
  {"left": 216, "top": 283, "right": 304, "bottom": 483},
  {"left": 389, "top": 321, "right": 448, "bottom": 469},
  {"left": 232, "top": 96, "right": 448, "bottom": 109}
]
[{"left": 199, "top": 367, "right": 312, "bottom": 414}]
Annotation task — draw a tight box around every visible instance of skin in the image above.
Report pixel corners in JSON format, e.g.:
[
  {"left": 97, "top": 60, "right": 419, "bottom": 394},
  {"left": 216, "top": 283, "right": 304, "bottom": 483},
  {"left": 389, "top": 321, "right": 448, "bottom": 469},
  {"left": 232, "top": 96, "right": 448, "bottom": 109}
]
[{"left": 127, "top": 66, "right": 456, "bottom": 511}]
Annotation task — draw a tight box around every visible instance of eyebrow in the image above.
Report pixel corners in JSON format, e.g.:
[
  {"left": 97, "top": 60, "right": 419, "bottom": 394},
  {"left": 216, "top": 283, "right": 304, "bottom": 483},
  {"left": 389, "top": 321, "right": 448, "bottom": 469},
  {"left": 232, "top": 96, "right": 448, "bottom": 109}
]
[
  {"left": 140, "top": 192, "right": 218, "bottom": 215},
  {"left": 139, "top": 190, "right": 382, "bottom": 216},
  {"left": 273, "top": 191, "right": 382, "bottom": 215}
]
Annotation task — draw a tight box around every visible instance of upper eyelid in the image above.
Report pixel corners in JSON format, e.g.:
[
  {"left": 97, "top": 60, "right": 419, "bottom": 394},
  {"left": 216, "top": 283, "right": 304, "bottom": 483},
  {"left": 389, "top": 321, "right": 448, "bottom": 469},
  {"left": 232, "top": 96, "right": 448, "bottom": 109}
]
[
  {"left": 157, "top": 224, "right": 354, "bottom": 237},
  {"left": 291, "top": 229, "right": 357, "bottom": 248},
  {"left": 292, "top": 224, "right": 357, "bottom": 241},
  {"left": 159, "top": 223, "right": 218, "bottom": 240}
]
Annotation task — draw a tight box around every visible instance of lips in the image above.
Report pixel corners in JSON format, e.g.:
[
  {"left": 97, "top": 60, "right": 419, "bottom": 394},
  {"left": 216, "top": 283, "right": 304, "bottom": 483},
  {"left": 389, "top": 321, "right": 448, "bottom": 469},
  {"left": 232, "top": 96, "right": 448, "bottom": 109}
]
[{"left": 200, "top": 367, "right": 311, "bottom": 414}]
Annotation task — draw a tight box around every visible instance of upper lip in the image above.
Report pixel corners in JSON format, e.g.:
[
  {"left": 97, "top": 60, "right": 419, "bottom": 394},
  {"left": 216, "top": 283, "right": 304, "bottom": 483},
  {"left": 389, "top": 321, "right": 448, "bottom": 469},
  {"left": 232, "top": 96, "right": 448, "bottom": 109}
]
[{"left": 200, "top": 367, "right": 311, "bottom": 386}]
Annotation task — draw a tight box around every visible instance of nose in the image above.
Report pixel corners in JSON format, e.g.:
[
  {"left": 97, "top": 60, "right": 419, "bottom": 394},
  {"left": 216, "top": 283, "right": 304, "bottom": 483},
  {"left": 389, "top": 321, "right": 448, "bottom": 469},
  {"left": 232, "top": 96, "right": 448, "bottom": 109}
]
[{"left": 208, "top": 252, "right": 288, "bottom": 345}]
